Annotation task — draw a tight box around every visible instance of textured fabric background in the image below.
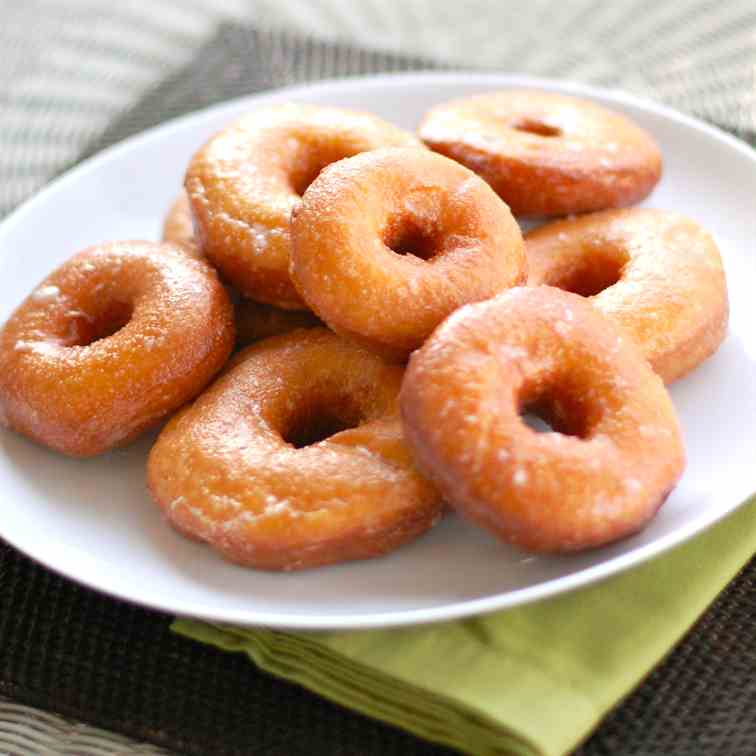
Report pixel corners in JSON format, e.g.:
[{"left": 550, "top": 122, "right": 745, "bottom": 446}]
[
  {"left": 2, "top": 0, "right": 755, "bottom": 217},
  {"left": 0, "top": 2, "right": 755, "bottom": 755}
]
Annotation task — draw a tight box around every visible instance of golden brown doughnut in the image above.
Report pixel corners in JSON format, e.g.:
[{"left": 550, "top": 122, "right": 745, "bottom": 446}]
[
  {"left": 400, "top": 286, "right": 685, "bottom": 553},
  {"left": 419, "top": 90, "right": 662, "bottom": 217},
  {"left": 290, "top": 147, "right": 526, "bottom": 358},
  {"left": 0, "top": 241, "right": 234, "bottom": 457},
  {"left": 526, "top": 209, "right": 728, "bottom": 383},
  {"left": 147, "top": 328, "right": 443, "bottom": 570},
  {"left": 185, "top": 104, "right": 423, "bottom": 309}
]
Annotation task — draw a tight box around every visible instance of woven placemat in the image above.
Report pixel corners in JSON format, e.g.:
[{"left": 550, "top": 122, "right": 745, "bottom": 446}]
[{"left": 0, "top": 21, "right": 755, "bottom": 756}]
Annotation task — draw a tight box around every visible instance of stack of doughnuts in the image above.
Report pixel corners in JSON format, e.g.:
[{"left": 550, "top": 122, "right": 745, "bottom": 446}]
[{"left": 0, "top": 91, "right": 728, "bottom": 570}]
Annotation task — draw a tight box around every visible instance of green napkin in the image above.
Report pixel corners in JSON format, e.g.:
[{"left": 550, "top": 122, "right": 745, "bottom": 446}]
[{"left": 174, "top": 498, "right": 755, "bottom": 756}]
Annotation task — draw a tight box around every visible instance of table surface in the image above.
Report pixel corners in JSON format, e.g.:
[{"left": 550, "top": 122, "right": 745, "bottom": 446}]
[{"left": 1, "top": 1, "right": 755, "bottom": 754}]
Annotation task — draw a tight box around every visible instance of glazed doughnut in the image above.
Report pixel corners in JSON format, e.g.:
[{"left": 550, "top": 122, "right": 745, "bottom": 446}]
[
  {"left": 400, "top": 286, "right": 685, "bottom": 553},
  {"left": 161, "top": 191, "right": 320, "bottom": 346},
  {"left": 162, "top": 191, "right": 200, "bottom": 256},
  {"left": 186, "top": 103, "right": 423, "bottom": 309},
  {"left": 147, "top": 328, "right": 443, "bottom": 570},
  {"left": 235, "top": 300, "right": 320, "bottom": 347},
  {"left": 526, "top": 209, "right": 728, "bottom": 384},
  {"left": 290, "top": 147, "right": 526, "bottom": 358},
  {"left": 419, "top": 90, "right": 662, "bottom": 217},
  {"left": 0, "top": 241, "right": 234, "bottom": 457}
]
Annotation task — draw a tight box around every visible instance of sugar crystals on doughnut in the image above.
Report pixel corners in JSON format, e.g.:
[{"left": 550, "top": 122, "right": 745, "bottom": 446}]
[
  {"left": 0, "top": 241, "right": 235, "bottom": 457},
  {"left": 290, "top": 147, "right": 526, "bottom": 358},
  {"left": 185, "top": 103, "right": 423, "bottom": 309},
  {"left": 400, "top": 286, "right": 686, "bottom": 552},
  {"left": 148, "top": 328, "right": 443, "bottom": 570},
  {"left": 419, "top": 90, "right": 662, "bottom": 217},
  {"left": 526, "top": 208, "right": 728, "bottom": 383},
  {"left": 4, "top": 91, "right": 718, "bottom": 570}
]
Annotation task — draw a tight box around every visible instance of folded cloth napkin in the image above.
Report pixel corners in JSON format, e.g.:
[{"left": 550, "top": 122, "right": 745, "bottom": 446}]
[{"left": 174, "top": 496, "right": 755, "bottom": 756}]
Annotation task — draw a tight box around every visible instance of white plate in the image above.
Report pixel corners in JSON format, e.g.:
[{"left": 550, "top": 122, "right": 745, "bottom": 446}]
[{"left": 1, "top": 73, "right": 755, "bottom": 630}]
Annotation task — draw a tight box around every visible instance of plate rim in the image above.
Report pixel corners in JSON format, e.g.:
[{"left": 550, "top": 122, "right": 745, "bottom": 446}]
[{"left": 1, "top": 71, "right": 755, "bottom": 630}]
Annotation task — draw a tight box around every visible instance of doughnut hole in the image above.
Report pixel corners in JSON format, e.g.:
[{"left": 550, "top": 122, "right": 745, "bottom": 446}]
[
  {"left": 265, "top": 347, "right": 391, "bottom": 450},
  {"left": 512, "top": 118, "right": 562, "bottom": 138},
  {"left": 543, "top": 241, "right": 629, "bottom": 297},
  {"left": 69, "top": 300, "right": 134, "bottom": 346},
  {"left": 517, "top": 373, "right": 597, "bottom": 440},
  {"left": 380, "top": 188, "right": 456, "bottom": 262},
  {"left": 282, "top": 390, "right": 365, "bottom": 448},
  {"left": 382, "top": 216, "right": 441, "bottom": 261}
]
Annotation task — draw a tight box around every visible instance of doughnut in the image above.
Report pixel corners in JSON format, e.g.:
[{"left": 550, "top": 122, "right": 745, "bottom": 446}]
[
  {"left": 0, "top": 241, "right": 235, "bottom": 457},
  {"left": 400, "top": 286, "right": 685, "bottom": 553},
  {"left": 185, "top": 103, "right": 423, "bottom": 309},
  {"left": 526, "top": 209, "right": 728, "bottom": 384},
  {"left": 235, "top": 300, "right": 320, "bottom": 347},
  {"left": 162, "top": 191, "right": 200, "bottom": 256},
  {"left": 419, "top": 90, "right": 662, "bottom": 217},
  {"left": 147, "top": 328, "right": 443, "bottom": 570},
  {"left": 290, "top": 147, "right": 526, "bottom": 358},
  {"left": 161, "top": 192, "right": 320, "bottom": 348}
]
